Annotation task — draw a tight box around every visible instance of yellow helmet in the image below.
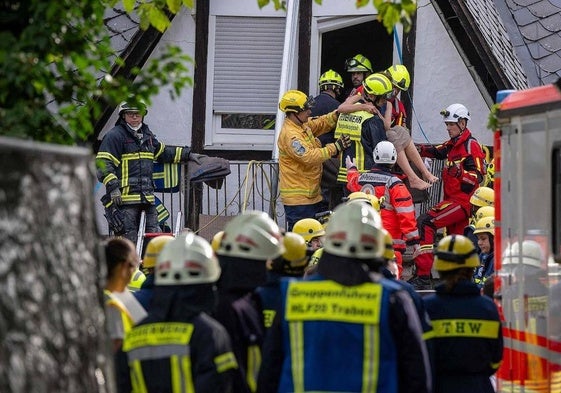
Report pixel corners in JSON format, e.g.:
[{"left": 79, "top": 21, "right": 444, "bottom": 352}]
[
  {"left": 128, "top": 269, "right": 146, "bottom": 292},
  {"left": 143, "top": 235, "right": 174, "bottom": 269},
  {"left": 473, "top": 216, "right": 495, "bottom": 236},
  {"left": 470, "top": 186, "right": 494, "bottom": 207},
  {"left": 386, "top": 64, "right": 410, "bottom": 91},
  {"left": 345, "top": 54, "right": 373, "bottom": 73},
  {"left": 475, "top": 206, "right": 495, "bottom": 222},
  {"left": 279, "top": 90, "right": 315, "bottom": 113},
  {"left": 382, "top": 229, "right": 396, "bottom": 260},
  {"left": 211, "top": 231, "right": 224, "bottom": 253},
  {"left": 319, "top": 69, "right": 344, "bottom": 90},
  {"left": 282, "top": 232, "right": 308, "bottom": 266},
  {"left": 347, "top": 191, "right": 381, "bottom": 212},
  {"left": 362, "top": 73, "right": 393, "bottom": 96},
  {"left": 293, "top": 218, "right": 325, "bottom": 243},
  {"left": 434, "top": 235, "right": 479, "bottom": 272}
]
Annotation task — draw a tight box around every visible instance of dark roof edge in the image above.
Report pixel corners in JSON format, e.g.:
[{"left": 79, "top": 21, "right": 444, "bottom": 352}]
[
  {"left": 91, "top": 15, "right": 175, "bottom": 141},
  {"left": 493, "top": 0, "right": 540, "bottom": 86}
]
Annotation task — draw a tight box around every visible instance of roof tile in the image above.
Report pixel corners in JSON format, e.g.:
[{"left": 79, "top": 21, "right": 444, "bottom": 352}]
[
  {"left": 528, "top": 0, "right": 561, "bottom": 17},
  {"left": 538, "top": 52, "right": 561, "bottom": 72},
  {"left": 540, "top": 33, "right": 561, "bottom": 52},
  {"left": 539, "top": 12, "right": 561, "bottom": 32},
  {"left": 520, "top": 20, "right": 552, "bottom": 40},
  {"left": 512, "top": 6, "right": 537, "bottom": 27}
]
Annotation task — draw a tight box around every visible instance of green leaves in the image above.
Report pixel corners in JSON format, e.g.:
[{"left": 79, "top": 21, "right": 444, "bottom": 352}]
[{"left": 369, "top": 0, "right": 417, "bottom": 34}]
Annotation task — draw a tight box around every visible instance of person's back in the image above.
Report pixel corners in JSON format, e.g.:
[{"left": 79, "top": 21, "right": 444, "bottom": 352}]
[
  {"left": 423, "top": 235, "right": 503, "bottom": 393},
  {"left": 122, "top": 232, "right": 239, "bottom": 393},
  {"left": 257, "top": 203, "right": 431, "bottom": 393}
]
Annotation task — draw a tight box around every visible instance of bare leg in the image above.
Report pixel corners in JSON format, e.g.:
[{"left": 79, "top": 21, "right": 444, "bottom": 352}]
[
  {"left": 405, "top": 141, "right": 439, "bottom": 183},
  {"left": 396, "top": 149, "right": 431, "bottom": 190}
]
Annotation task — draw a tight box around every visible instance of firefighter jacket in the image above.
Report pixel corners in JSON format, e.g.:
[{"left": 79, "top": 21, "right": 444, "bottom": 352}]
[
  {"left": 334, "top": 106, "right": 386, "bottom": 182},
  {"left": 347, "top": 165, "right": 419, "bottom": 251},
  {"left": 473, "top": 251, "right": 494, "bottom": 288},
  {"left": 96, "top": 118, "right": 190, "bottom": 206},
  {"left": 419, "top": 128, "right": 485, "bottom": 212},
  {"left": 278, "top": 112, "right": 339, "bottom": 206},
  {"left": 423, "top": 280, "right": 503, "bottom": 393},
  {"left": 122, "top": 286, "right": 239, "bottom": 393},
  {"left": 257, "top": 262, "right": 432, "bottom": 393}
]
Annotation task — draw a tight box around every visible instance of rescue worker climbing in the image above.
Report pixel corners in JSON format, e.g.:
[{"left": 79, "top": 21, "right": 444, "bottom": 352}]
[
  {"left": 96, "top": 99, "right": 205, "bottom": 243},
  {"left": 257, "top": 202, "right": 432, "bottom": 393},
  {"left": 423, "top": 234, "right": 503, "bottom": 393},
  {"left": 411, "top": 103, "right": 486, "bottom": 290},
  {"left": 122, "top": 232, "right": 239, "bottom": 392}
]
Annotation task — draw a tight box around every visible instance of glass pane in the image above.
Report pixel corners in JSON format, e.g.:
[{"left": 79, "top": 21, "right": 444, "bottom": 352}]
[{"left": 221, "top": 114, "right": 276, "bottom": 130}]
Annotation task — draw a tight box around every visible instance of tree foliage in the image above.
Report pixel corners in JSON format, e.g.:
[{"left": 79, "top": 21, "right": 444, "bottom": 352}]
[
  {"left": 259, "top": 0, "right": 417, "bottom": 34},
  {"left": 0, "top": 0, "right": 193, "bottom": 145}
]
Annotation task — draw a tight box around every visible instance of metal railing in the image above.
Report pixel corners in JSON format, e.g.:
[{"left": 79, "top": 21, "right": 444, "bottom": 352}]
[{"left": 157, "top": 159, "right": 444, "bottom": 241}]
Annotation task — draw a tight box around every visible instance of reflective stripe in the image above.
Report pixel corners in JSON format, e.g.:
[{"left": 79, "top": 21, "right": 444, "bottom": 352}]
[
  {"left": 246, "top": 344, "right": 261, "bottom": 392},
  {"left": 103, "top": 173, "right": 118, "bottom": 186},
  {"left": 127, "top": 344, "right": 189, "bottom": 361},
  {"left": 214, "top": 351, "right": 238, "bottom": 373},
  {"left": 173, "top": 147, "right": 182, "bottom": 163},
  {"left": 289, "top": 321, "right": 304, "bottom": 393},
  {"left": 97, "top": 151, "right": 120, "bottom": 165},
  {"left": 131, "top": 360, "right": 148, "bottom": 393},
  {"left": 362, "top": 324, "right": 379, "bottom": 393},
  {"left": 154, "top": 143, "right": 165, "bottom": 160},
  {"left": 432, "top": 319, "right": 500, "bottom": 338}
]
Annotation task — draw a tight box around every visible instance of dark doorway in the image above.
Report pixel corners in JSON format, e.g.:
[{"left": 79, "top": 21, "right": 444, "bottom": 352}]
[{"left": 320, "top": 20, "right": 393, "bottom": 92}]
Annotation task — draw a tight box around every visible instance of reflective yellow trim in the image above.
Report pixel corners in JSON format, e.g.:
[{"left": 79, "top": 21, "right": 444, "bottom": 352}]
[
  {"left": 131, "top": 360, "right": 148, "bottom": 393},
  {"left": 289, "top": 321, "right": 304, "bottom": 393},
  {"left": 181, "top": 354, "right": 195, "bottom": 393},
  {"left": 173, "top": 147, "right": 182, "bottom": 163},
  {"left": 263, "top": 310, "right": 276, "bottom": 328},
  {"left": 422, "top": 330, "right": 436, "bottom": 341},
  {"left": 362, "top": 324, "right": 379, "bottom": 393},
  {"left": 103, "top": 173, "right": 118, "bottom": 186},
  {"left": 214, "top": 351, "right": 238, "bottom": 373},
  {"left": 154, "top": 143, "right": 165, "bottom": 160},
  {"left": 170, "top": 355, "right": 181, "bottom": 393},
  {"left": 96, "top": 152, "right": 120, "bottom": 165},
  {"left": 123, "top": 323, "right": 194, "bottom": 351},
  {"left": 490, "top": 360, "right": 502, "bottom": 370},
  {"left": 285, "top": 281, "right": 381, "bottom": 324},
  {"left": 246, "top": 345, "right": 261, "bottom": 392},
  {"left": 432, "top": 319, "right": 500, "bottom": 338}
]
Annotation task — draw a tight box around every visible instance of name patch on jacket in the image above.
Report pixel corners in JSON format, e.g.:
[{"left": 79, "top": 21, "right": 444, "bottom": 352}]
[
  {"left": 358, "top": 172, "right": 390, "bottom": 185},
  {"left": 285, "top": 281, "right": 381, "bottom": 324},
  {"left": 291, "top": 139, "right": 306, "bottom": 156}
]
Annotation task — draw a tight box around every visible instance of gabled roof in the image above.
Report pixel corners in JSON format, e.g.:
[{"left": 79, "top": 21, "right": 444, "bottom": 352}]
[{"left": 494, "top": 0, "right": 561, "bottom": 86}]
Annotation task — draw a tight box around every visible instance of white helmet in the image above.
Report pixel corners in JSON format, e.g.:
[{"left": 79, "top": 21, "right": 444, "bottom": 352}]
[
  {"left": 324, "top": 202, "right": 385, "bottom": 259},
  {"left": 373, "top": 141, "right": 397, "bottom": 165},
  {"left": 502, "top": 240, "right": 543, "bottom": 270},
  {"left": 441, "top": 103, "right": 470, "bottom": 122},
  {"left": 217, "top": 210, "right": 284, "bottom": 260},
  {"left": 155, "top": 232, "right": 221, "bottom": 286}
]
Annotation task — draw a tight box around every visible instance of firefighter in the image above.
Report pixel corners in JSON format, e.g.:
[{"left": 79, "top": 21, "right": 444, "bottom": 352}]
[
  {"left": 133, "top": 234, "right": 174, "bottom": 310},
  {"left": 257, "top": 202, "right": 432, "bottom": 393},
  {"left": 346, "top": 140, "right": 420, "bottom": 277},
  {"left": 464, "top": 186, "right": 495, "bottom": 251},
  {"left": 472, "top": 216, "right": 495, "bottom": 288},
  {"left": 423, "top": 234, "right": 503, "bottom": 393},
  {"left": 334, "top": 73, "right": 388, "bottom": 188},
  {"left": 277, "top": 90, "right": 351, "bottom": 230},
  {"left": 411, "top": 103, "right": 486, "bottom": 289},
  {"left": 292, "top": 217, "right": 325, "bottom": 251},
  {"left": 122, "top": 232, "right": 239, "bottom": 392},
  {"left": 96, "top": 100, "right": 206, "bottom": 244},
  {"left": 214, "top": 210, "right": 285, "bottom": 393},
  {"left": 344, "top": 53, "right": 373, "bottom": 97}
]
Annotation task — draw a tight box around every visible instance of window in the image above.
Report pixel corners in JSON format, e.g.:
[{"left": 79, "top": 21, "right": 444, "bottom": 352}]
[{"left": 206, "top": 15, "right": 285, "bottom": 150}]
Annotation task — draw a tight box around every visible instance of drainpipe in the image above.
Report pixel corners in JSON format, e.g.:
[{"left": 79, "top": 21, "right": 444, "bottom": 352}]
[{"left": 270, "top": 0, "right": 299, "bottom": 222}]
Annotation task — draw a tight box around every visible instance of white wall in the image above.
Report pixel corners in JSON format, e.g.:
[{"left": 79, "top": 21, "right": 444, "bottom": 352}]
[
  {"left": 411, "top": 0, "right": 493, "bottom": 146},
  {"left": 99, "top": 8, "right": 197, "bottom": 146}
]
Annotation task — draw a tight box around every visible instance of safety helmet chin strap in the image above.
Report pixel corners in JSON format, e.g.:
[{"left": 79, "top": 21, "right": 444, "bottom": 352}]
[{"left": 293, "top": 111, "right": 305, "bottom": 126}]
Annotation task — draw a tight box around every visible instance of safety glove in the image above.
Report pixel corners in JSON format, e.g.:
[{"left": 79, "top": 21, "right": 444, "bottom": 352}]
[
  {"left": 334, "top": 134, "right": 351, "bottom": 153},
  {"left": 110, "top": 188, "right": 122, "bottom": 206}
]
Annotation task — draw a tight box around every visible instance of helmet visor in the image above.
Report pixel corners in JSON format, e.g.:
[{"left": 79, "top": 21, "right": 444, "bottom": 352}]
[
  {"left": 303, "top": 95, "right": 315, "bottom": 111},
  {"left": 345, "top": 58, "right": 369, "bottom": 71}
]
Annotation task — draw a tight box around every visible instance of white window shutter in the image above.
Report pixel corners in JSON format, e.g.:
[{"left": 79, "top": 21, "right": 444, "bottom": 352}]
[{"left": 213, "top": 16, "right": 285, "bottom": 114}]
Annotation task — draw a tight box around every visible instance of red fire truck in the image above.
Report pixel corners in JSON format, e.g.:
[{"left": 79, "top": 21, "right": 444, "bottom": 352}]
[{"left": 494, "top": 80, "right": 561, "bottom": 392}]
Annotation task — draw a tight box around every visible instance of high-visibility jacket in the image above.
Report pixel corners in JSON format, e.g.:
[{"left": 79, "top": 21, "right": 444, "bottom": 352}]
[
  {"left": 419, "top": 128, "right": 485, "bottom": 212},
  {"left": 347, "top": 166, "right": 419, "bottom": 252},
  {"left": 424, "top": 280, "right": 503, "bottom": 393},
  {"left": 123, "top": 316, "right": 238, "bottom": 393},
  {"left": 104, "top": 289, "right": 135, "bottom": 335},
  {"left": 270, "top": 274, "right": 431, "bottom": 393},
  {"left": 96, "top": 119, "right": 189, "bottom": 206},
  {"left": 278, "top": 112, "right": 339, "bottom": 206},
  {"left": 334, "top": 107, "right": 384, "bottom": 182}
]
